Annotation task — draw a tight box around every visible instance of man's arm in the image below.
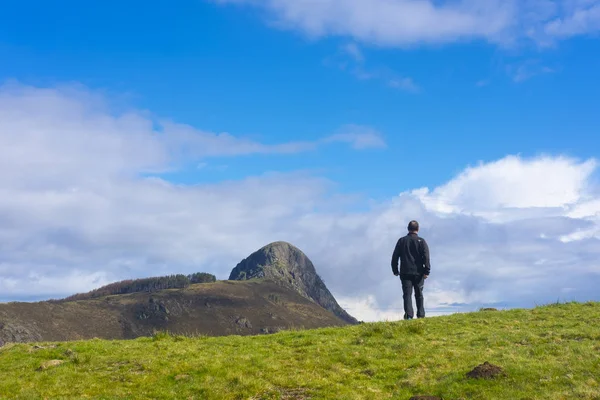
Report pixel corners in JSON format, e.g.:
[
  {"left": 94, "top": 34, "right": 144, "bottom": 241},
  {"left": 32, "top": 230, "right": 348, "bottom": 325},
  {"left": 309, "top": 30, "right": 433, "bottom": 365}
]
[
  {"left": 421, "top": 239, "right": 431, "bottom": 276},
  {"left": 391, "top": 239, "right": 401, "bottom": 276}
]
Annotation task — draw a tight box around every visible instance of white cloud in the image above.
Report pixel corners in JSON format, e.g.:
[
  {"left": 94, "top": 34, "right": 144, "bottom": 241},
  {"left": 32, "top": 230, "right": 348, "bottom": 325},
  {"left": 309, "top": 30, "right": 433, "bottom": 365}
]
[
  {"left": 328, "top": 42, "right": 420, "bottom": 92},
  {"left": 214, "top": 0, "right": 600, "bottom": 47},
  {"left": 509, "top": 60, "right": 557, "bottom": 82},
  {"left": 323, "top": 125, "right": 387, "bottom": 149},
  {"left": 0, "top": 82, "right": 382, "bottom": 180},
  {"left": 412, "top": 155, "right": 597, "bottom": 215},
  {"left": 388, "top": 77, "right": 420, "bottom": 93},
  {"left": 0, "top": 83, "right": 599, "bottom": 322},
  {"left": 160, "top": 120, "right": 319, "bottom": 158},
  {"left": 215, "top": 0, "right": 512, "bottom": 46},
  {"left": 568, "top": 198, "right": 600, "bottom": 218},
  {"left": 341, "top": 42, "right": 364, "bottom": 62},
  {"left": 545, "top": 2, "right": 600, "bottom": 37}
]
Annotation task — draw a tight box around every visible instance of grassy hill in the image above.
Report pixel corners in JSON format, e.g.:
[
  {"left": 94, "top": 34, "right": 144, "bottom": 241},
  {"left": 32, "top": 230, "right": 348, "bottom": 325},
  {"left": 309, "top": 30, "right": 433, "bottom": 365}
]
[
  {"left": 0, "top": 280, "right": 348, "bottom": 343},
  {"left": 1, "top": 302, "right": 599, "bottom": 399},
  {"left": 0, "top": 242, "right": 359, "bottom": 345}
]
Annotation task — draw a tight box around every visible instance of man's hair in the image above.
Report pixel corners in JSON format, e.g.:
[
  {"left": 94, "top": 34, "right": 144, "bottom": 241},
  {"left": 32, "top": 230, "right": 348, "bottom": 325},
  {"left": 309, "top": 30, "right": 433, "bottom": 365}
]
[{"left": 408, "top": 220, "right": 419, "bottom": 232}]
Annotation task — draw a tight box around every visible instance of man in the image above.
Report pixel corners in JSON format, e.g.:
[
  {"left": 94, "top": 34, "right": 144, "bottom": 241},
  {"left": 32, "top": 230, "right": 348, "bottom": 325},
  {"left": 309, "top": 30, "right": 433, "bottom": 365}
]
[{"left": 391, "top": 220, "right": 431, "bottom": 320}]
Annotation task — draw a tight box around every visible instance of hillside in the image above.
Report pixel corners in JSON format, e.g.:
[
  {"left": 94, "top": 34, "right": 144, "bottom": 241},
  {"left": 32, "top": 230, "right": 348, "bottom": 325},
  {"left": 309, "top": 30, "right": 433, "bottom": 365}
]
[
  {"left": 230, "top": 241, "right": 358, "bottom": 324},
  {"left": 0, "top": 302, "right": 598, "bottom": 399},
  {"left": 0, "top": 242, "right": 357, "bottom": 344},
  {"left": 0, "top": 280, "right": 348, "bottom": 344}
]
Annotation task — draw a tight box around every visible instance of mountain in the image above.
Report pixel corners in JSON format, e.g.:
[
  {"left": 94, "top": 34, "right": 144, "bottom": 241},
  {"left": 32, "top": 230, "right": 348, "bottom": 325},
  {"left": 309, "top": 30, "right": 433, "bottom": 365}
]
[
  {"left": 0, "top": 242, "right": 356, "bottom": 344},
  {"left": 229, "top": 241, "right": 358, "bottom": 324},
  {"left": 0, "top": 280, "right": 347, "bottom": 344}
]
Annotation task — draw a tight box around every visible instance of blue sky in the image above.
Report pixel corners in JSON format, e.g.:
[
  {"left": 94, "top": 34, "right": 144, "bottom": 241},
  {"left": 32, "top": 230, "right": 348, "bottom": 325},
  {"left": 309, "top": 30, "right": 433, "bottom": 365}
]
[
  {"left": 1, "top": 0, "right": 599, "bottom": 320},
  {"left": 2, "top": 0, "right": 599, "bottom": 198}
]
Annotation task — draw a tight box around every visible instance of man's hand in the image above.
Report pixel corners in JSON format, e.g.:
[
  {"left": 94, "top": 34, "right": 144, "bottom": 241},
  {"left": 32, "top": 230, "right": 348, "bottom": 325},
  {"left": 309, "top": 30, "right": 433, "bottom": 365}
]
[
  {"left": 394, "top": 272, "right": 399, "bottom": 277},
  {"left": 424, "top": 275, "right": 429, "bottom": 279}
]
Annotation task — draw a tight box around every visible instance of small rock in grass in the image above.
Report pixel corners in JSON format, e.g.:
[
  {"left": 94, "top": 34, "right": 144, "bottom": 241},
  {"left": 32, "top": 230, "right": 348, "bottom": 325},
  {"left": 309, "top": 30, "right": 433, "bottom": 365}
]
[{"left": 38, "top": 360, "right": 64, "bottom": 371}]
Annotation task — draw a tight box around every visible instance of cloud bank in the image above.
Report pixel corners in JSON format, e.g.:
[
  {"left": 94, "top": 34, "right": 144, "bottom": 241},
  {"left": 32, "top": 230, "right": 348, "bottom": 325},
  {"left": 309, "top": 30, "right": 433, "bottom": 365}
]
[
  {"left": 1, "top": 82, "right": 599, "bottom": 322},
  {"left": 214, "top": 0, "right": 600, "bottom": 47}
]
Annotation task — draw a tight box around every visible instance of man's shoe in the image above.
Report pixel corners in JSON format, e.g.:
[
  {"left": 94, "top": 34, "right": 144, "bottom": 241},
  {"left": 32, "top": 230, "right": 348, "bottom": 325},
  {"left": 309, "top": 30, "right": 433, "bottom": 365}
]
[{"left": 403, "top": 314, "right": 413, "bottom": 320}]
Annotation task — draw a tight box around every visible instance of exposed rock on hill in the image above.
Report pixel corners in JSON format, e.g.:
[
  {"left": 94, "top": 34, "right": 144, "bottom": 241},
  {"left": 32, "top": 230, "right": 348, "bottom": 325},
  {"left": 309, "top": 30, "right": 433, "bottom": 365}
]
[{"left": 229, "top": 241, "right": 358, "bottom": 324}]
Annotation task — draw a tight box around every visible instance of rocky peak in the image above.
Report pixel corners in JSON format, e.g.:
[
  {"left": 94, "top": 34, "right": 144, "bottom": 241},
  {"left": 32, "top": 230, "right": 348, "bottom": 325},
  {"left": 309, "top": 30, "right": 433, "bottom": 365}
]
[{"left": 229, "top": 241, "right": 358, "bottom": 324}]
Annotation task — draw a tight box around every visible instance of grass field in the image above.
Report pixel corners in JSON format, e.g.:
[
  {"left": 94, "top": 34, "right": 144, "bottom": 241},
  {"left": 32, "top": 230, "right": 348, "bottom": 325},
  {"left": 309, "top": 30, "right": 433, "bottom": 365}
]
[{"left": 1, "top": 302, "right": 599, "bottom": 399}]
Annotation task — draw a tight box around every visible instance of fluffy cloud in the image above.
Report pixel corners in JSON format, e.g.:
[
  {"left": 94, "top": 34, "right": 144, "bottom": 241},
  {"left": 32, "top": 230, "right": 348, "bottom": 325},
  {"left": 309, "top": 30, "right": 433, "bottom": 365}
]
[
  {"left": 1, "top": 83, "right": 599, "bottom": 323},
  {"left": 0, "top": 82, "right": 383, "bottom": 172},
  {"left": 0, "top": 83, "right": 379, "bottom": 299},
  {"left": 213, "top": 0, "right": 600, "bottom": 46},
  {"left": 413, "top": 155, "right": 597, "bottom": 215},
  {"left": 322, "top": 155, "right": 600, "bottom": 321}
]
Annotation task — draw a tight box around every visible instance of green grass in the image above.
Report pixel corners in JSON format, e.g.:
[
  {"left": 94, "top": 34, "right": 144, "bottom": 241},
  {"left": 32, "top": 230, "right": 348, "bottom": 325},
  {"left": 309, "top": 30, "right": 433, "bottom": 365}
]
[{"left": 1, "top": 302, "right": 599, "bottom": 399}]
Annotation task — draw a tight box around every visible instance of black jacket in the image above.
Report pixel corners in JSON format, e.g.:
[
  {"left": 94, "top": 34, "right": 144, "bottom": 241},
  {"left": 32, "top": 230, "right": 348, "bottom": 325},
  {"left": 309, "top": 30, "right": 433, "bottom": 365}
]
[{"left": 391, "top": 233, "right": 431, "bottom": 276}]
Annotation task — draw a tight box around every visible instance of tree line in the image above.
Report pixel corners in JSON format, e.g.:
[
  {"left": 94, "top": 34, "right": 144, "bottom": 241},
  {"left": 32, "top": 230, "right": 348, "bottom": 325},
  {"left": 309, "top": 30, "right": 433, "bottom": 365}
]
[{"left": 59, "top": 272, "right": 217, "bottom": 302}]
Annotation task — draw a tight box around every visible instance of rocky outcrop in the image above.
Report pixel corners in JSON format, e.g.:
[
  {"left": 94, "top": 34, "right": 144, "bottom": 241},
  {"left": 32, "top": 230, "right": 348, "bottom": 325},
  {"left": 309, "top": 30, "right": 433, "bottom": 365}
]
[{"left": 229, "top": 241, "right": 358, "bottom": 324}]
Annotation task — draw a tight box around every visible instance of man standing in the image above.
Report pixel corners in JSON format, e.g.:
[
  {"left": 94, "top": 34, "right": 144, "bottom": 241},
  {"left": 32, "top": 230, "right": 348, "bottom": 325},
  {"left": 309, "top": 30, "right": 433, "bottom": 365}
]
[{"left": 391, "top": 220, "right": 431, "bottom": 320}]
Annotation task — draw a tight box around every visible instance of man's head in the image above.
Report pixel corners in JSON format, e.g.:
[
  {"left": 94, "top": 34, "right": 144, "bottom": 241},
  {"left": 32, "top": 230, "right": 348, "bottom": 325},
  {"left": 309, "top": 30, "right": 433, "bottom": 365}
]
[{"left": 408, "top": 220, "right": 419, "bottom": 233}]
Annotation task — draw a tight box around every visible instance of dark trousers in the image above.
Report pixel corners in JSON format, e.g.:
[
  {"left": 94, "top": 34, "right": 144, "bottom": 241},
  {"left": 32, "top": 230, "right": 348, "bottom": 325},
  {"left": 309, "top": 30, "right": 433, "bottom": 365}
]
[{"left": 400, "top": 274, "right": 425, "bottom": 319}]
